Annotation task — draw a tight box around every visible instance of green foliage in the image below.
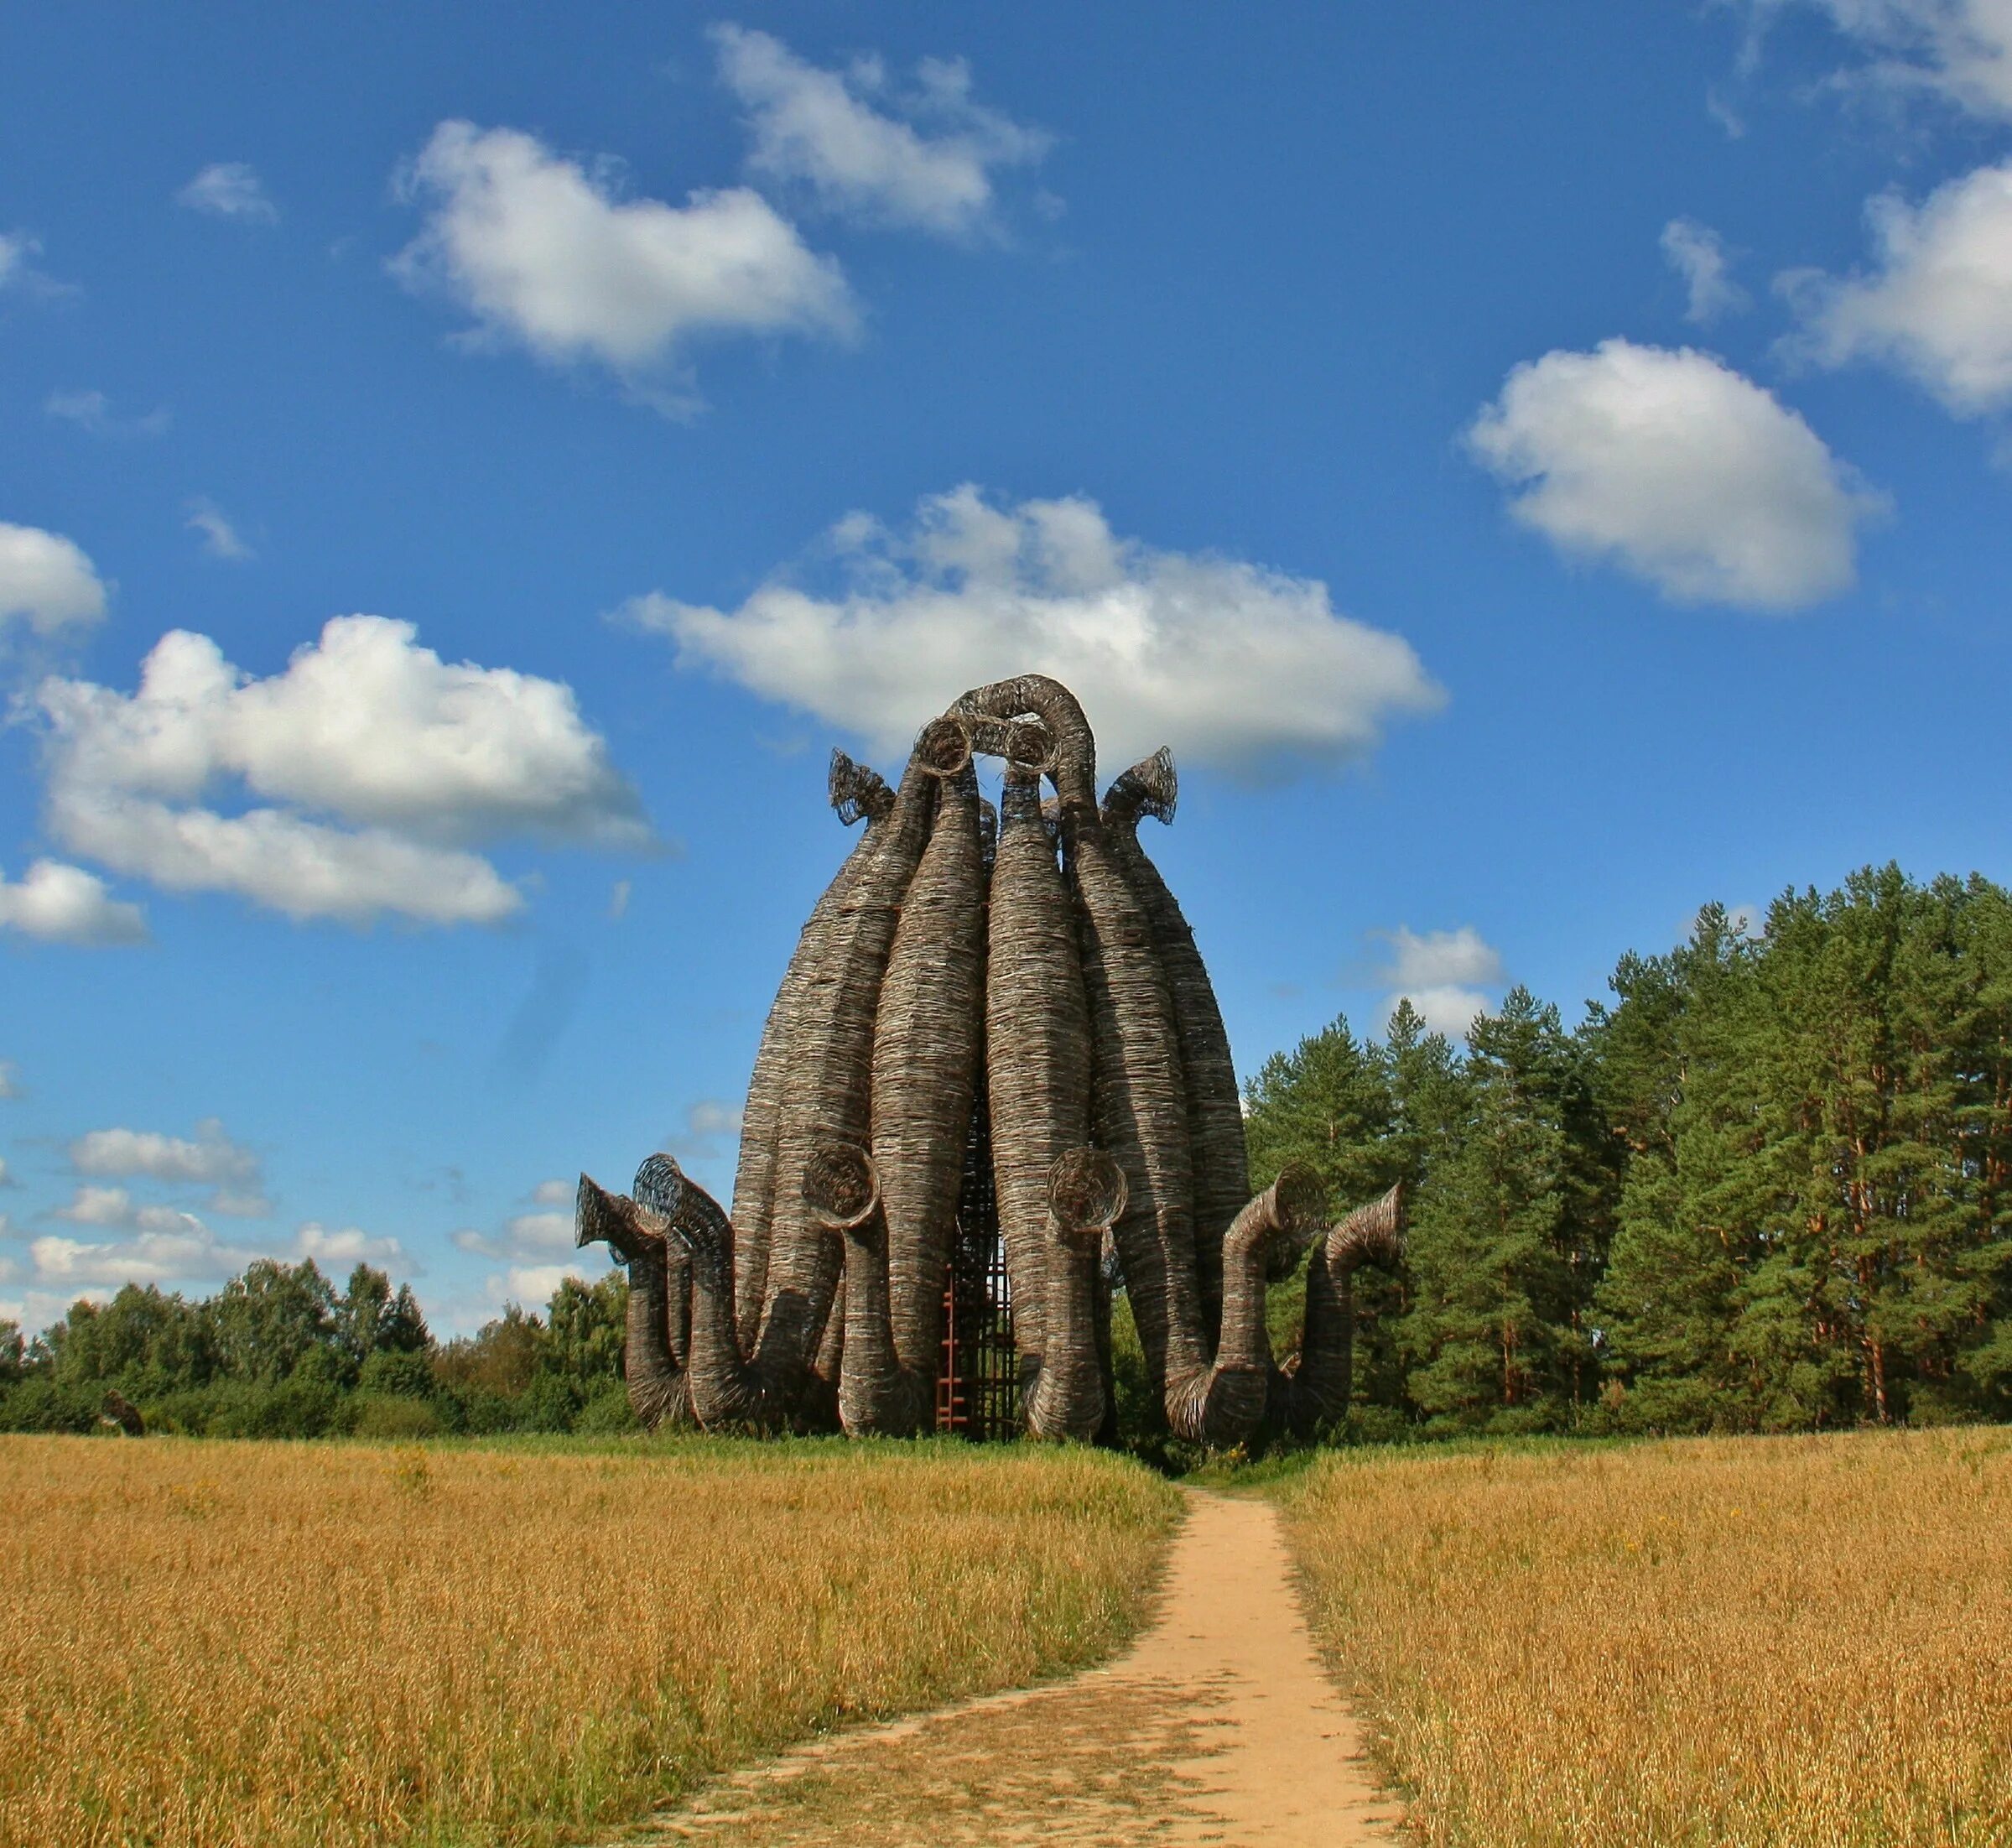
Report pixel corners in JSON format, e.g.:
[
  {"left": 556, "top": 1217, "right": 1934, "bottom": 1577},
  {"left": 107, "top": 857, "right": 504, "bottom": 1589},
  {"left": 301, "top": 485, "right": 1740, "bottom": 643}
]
[
  {"left": 10, "top": 862, "right": 2012, "bottom": 1450},
  {"left": 358, "top": 1347, "right": 436, "bottom": 1399},
  {"left": 1403, "top": 988, "right": 1613, "bottom": 1431},
  {"left": 0, "top": 1248, "right": 639, "bottom": 1441},
  {"left": 1241, "top": 867, "right": 2012, "bottom": 1439}
]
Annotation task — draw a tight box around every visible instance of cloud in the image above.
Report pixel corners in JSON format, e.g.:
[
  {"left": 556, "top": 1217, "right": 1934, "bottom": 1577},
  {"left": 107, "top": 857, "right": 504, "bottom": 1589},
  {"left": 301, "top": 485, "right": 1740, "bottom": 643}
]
[
  {"left": 55, "top": 1186, "right": 207, "bottom": 1235},
  {"left": 45, "top": 391, "right": 171, "bottom": 439},
  {"left": 1466, "top": 339, "right": 1884, "bottom": 612},
  {"left": 176, "top": 162, "right": 279, "bottom": 223},
  {"left": 1661, "top": 219, "right": 1750, "bottom": 324},
  {"left": 0, "top": 232, "right": 70, "bottom": 299},
  {"left": 630, "top": 485, "right": 1443, "bottom": 774},
  {"left": 663, "top": 1096, "right": 744, "bottom": 1166},
  {"left": 712, "top": 25, "right": 1052, "bottom": 238},
  {"left": 71, "top": 1118, "right": 260, "bottom": 1189},
  {"left": 1779, "top": 160, "right": 2012, "bottom": 418},
  {"left": 489, "top": 1262, "right": 592, "bottom": 1307},
  {"left": 0, "top": 1061, "right": 20, "bottom": 1101},
  {"left": 186, "top": 498, "right": 252, "bottom": 561},
  {"left": 0, "top": 861, "right": 148, "bottom": 945},
  {"left": 27, "top": 1205, "right": 271, "bottom": 1291},
  {"left": 608, "top": 877, "right": 631, "bottom": 919},
  {"left": 294, "top": 1222, "right": 407, "bottom": 1268},
  {"left": 1374, "top": 924, "right": 1505, "bottom": 1037},
  {"left": 0, "top": 523, "right": 109, "bottom": 638},
  {"left": 29, "top": 1227, "right": 234, "bottom": 1288},
  {"left": 529, "top": 1179, "right": 573, "bottom": 1206},
  {"left": 34, "top": 616, "right": 649, "bottom": 926},
  {"left": 452, "top": 1208, "right": 574, "bottom": 1262},
  {"left": 1789, "top": 0, "right": 2012, "bottom": 119},
  {"left": 389, "top": 120, "right": 854, "bottom": 406}
]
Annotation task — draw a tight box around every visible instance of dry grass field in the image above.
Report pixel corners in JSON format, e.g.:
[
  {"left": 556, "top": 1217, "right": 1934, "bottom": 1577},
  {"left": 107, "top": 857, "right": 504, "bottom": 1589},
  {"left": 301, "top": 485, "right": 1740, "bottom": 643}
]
[
  {"left": 0, "top": 1434, "right": 1180, "bottom": 1848},
  {"left": 1281, "top": 1428, "right": 2012, "bottom": 1848}
]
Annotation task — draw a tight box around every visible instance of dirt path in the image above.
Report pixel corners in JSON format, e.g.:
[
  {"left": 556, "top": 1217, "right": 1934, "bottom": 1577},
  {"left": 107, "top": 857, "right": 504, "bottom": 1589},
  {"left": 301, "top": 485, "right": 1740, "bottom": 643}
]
[{"left": 630, "top": 1490, "right": 1406, "bottom": 1846}]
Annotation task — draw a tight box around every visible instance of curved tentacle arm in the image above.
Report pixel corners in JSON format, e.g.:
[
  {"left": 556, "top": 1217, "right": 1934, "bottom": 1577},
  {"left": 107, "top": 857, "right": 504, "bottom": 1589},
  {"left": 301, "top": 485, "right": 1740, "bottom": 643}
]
[
  {"left": 632, "top": 1153, "right": 796, "bottom": 1430},
  {"left": 955, "top": 678, "right": 1208, "bottom": 1408},
  {"left": 1025, "top": 1150, "right": 1127, "bottom": 1443},
  {"left": 1101, "top": 746, "right": 1178, "bottom": 828},
  {"left": 730, "top": 748, "right": 896, "bottom": 1351},
  {"left": 807, "top": 1144, "right": 929, "bottom": 1438},
  {"left": 951, "top": 676, "right": 1098, "bottom": 825},
  {"left": 1164, "top": 1163, "right": 1328, "bottom": 1447},
  {"left": 829, "top": 748, "right": 894, "bottom": 828},
  {"left": 1289, "top": 1183, "right": 1406, "bottom": 1437},
  {"left": 751, "top": 722, "right": 962, "bottom": 1415},
  {"left": 1100, "top": 746, "right": 1249, "bottom": 1349},
  {"left": 575, "top": 1173, "right": 692, "bottom": 1430}
]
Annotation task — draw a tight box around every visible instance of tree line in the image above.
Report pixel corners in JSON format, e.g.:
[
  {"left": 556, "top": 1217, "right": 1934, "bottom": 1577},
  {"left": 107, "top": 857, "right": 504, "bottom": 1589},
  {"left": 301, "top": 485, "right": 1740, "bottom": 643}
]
[
  {"left": 8, "top": 862, "right": 2009, "bottom": 1445},
  {"left": 1245, "top": 865, "right": 2012, "bottom": 1435},
  {"left": 0, "top": 1258, "right": 635, "bottom": 1439}
]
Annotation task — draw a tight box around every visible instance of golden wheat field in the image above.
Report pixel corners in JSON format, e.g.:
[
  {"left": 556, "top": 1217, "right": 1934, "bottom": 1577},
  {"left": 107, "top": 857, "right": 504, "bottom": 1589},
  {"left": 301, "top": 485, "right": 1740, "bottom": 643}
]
[
  {"left": 1281, "top": 1428, "right": 2012, "bottom": 1848},
  {"left": 0, "top": 1434, "right": 1179, "bottom": 1848}
]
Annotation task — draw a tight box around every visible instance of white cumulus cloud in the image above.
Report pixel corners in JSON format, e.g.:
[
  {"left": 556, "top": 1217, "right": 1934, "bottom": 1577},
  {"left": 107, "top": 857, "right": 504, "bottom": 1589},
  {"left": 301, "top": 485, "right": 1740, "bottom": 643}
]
[
  {"left": 30, "top": 1229, "right": 227, "bottom": 1288},
  {"left": 0, "top": 861, "right": 147, "bottom": 945},
  {"left": 71, "top": 1118, "right": 260, "bottom": 1189},
  {"left": 54, "top": 1186, "right": 206, "bottom": 1235},
  {"left": 1780, "top": 160, "right": 2012, "bottom": 418},
  {"left": 34, "top": 616, "right": 647, "bottom": 926},
  {"left": 1374, "top": 924, "right": 1506, "bottom": 1038},
  {"left": 1467, "top": 339, "right": 1884, "bottom": 612},
  {"left": 628, "top": 486, "right": 1443, "bottom": 775},
  {"left": 1790, "top": 0, "right": 2012, "bottom": 119},
  {"left": 1661, "top": 218, "right": 1750, "bottom": 323},
  {"left": 452, "top": 1208, "right": 574, "bottom": 1262},
  {"left": 176, "top": 162, "right": 279, "bottom": 222},
  {"left": 712, "top": 25, "right": 1051, "bottom": 238},
  {"left": 0, "top": 522, "right": 109, "bottom": 638},
  {"left": 295, "top": 1222, "right": 406, "bottom": 1268},
  {"left": 390, "top": 120, "right": 854, "bottom": 404},
  {"left": 479, "top": 1262, "right": 597, "bottom": 1310}
]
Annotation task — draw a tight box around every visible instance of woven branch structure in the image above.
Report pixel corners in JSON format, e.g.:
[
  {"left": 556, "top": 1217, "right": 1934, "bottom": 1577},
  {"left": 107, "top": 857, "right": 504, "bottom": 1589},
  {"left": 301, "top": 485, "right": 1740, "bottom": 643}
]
[{"left": 578, "top": 675, "right": 1403, "bottom": 1445}]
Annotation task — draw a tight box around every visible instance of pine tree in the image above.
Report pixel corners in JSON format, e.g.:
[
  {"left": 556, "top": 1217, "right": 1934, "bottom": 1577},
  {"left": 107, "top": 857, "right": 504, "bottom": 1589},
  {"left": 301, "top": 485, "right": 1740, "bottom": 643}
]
[
  {"left": 1594, "top": 908, "right": 1776, "bottom": 1431},
  {"left": 1403, "top": 989, "right": 1608, "bottom": 1429}
]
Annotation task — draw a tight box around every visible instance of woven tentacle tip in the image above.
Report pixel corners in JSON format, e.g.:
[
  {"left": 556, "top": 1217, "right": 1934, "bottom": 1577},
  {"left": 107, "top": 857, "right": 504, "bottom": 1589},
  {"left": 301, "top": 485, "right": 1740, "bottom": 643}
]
[
  {"left": 1263, "top": 1163, "right": 1326, "bottom": 1280},
  {"left": 1102, "top": 746, "right": 1178, "bottom": 828},
  {"left": 575, "top": 1173, "right": 666, "bottom": 1263},
  {"left": 1268, "top": 1161, "right": 1330, "bottom": 1248},
  {"left": 632, "top": 1153, "right": 691, "bottom": 1224},
  {"left": 1331, "top": 1181, "right": 1406, "bottom": 1266},
  {"left": 803, "top": 1141, "right": 882, "bottom": 1231},
  {"left": 829, "top": 748, "right": 893, "bottom": 827},
  {"left": 1003, "top": 714, "right": 1059, "bottom": 775},
  {"left": 1047, "top": 1147, "right": 1128, "bottom": 1241},
  {"left": 913, "top": 715, "right": 974, "bottom": 779}
]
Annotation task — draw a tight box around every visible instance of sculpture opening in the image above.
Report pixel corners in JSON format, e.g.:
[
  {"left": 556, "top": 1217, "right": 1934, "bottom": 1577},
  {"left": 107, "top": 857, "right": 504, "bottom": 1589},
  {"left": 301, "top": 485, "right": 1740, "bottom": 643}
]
[{"left": 577, "top": 676, "right": 1402, "bottom": 1445}]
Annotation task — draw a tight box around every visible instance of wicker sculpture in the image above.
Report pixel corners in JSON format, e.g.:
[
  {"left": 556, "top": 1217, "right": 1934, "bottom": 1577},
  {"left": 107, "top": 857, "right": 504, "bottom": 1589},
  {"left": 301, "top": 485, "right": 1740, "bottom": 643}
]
[{"left": 577, "top": 675, "right": 1403, "bottom": 1445}]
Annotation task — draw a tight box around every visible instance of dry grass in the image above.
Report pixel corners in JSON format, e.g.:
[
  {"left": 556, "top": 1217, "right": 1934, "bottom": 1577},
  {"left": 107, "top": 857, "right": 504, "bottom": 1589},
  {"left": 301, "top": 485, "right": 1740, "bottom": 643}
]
[
  {"left": 0, "top": 1434, "right": 1179, "bottom": 1848},
  {"left": 1280, "top": 1429, "right": 2012, "bottom": 1848}
]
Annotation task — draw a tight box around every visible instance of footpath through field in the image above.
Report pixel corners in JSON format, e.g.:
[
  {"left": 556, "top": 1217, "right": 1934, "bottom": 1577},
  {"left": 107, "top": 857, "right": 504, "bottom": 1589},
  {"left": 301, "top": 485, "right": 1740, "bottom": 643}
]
[{"left": 632, "top": 1489, "right": 1404, "bottom": 1846}]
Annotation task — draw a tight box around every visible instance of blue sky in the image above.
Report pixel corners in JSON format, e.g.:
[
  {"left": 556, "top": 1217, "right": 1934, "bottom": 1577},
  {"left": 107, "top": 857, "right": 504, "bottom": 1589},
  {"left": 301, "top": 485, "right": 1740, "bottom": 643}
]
[{"left": 5, "top": 3, "right": 2011, "bottom": 1335}]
